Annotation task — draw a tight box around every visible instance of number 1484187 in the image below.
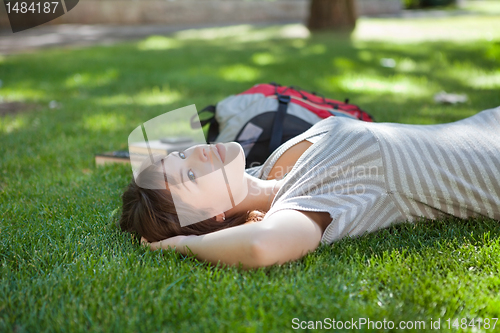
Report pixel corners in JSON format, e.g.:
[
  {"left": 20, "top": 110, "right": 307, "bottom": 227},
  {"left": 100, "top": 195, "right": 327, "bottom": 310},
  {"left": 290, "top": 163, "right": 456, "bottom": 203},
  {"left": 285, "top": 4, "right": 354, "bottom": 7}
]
[
  {"left": 446, "top": 318, "right": 498, "bottom": 330},
  {"left": 5, "top": 2, "right": 59, "bottom": 14}
]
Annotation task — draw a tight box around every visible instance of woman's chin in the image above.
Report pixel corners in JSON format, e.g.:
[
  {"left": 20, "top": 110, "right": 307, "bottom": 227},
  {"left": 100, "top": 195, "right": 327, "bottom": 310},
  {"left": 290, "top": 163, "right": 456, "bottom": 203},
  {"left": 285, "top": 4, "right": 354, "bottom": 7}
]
[
  {"left": 224, "top": 142, "right": 245, "bottom": 168},
  {"left": 216, "top": 142, "right": 248, "bottom": 211}
]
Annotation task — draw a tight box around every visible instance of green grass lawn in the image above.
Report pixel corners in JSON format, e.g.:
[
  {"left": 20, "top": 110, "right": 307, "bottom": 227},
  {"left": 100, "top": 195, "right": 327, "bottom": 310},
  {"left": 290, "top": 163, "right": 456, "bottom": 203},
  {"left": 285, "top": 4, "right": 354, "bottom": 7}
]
[{"left": 1, "top": 12, "right": 500, "bottom": 332}]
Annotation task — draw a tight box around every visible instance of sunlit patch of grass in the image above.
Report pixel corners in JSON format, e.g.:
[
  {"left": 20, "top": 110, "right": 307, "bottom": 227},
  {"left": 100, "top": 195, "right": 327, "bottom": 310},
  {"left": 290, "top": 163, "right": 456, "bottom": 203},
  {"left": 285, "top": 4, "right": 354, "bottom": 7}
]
[
  {"left": 355, "top": 49, "right": 435, "bottom": 74},
  {"left": 175, "top": 24, "right": 256, "bottom": 40},
  {"left": 382, "top": 57, "right": 432, "bottom": 74},
  {"left": 94, "top": 94, "right": 134, "bottom": 106},
  {"left": 94, "top": 86, "right": 183, "bottom": 107},
  {"left": 137, "top": 36, "right": 182, "bottom": 51},
  {"left": 219, "top": 64, "right": 260, "bottom": 82},
  {"left": 357, "top": 50, "right": 373, "bottom": 62},
  {"left": 0, "top": 114, "right": 28, "bottom": 134},
  {"left": 485, "top": 42, "right": 500, "bottom": 61},
  {"left": 174, "top": 24, "right": 309, "bottom": 43},
  {"left": 291, "top": 39, "right": 307, "bottom": 48},
  {"left": 469, "top": 71, "right": 500, "bottom": 89},
  {"left": 82, "top": 113, "right": 126, "bottom": 132},
  {"left": 279, "top": 24, "right": 310, "bottom": 39},
  {"left": 300, "top": 44, "right": 327, "bottom": 56},
  {"left": 353, "top": 16, "right": 500, "bottom": 43},
  {"left": 447, "top": 61, "right": 500, "bottom": 89},
  {"left": 324, "top": 73, "right": 433, "bottom": 97},
  {"left": 65, "top": 69, "right": 119, "bottom": 89},
  {"left": 0, "top": 87, "right": 46, "bottom": 101},
  {"left": 252, "top": 52, "right": 277, "bottom": 66},
  {"left": 464, "top": 0, "right": 500, "bottom": 15},
  {"left": 134, "top": 86, "right": 182, "bottom": 106},
  {"left": 332, "top": 57, "right": 357, "bottom": 71},
  {"left": 395, "top": 58, "right": 418, "bottom": 72}
]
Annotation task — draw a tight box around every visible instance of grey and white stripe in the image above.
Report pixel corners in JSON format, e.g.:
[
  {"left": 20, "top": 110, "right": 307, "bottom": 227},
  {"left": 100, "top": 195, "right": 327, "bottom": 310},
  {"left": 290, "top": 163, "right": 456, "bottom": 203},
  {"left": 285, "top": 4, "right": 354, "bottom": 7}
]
[{"left": 245, "top": 107, "right": 500, "bottom": 245}]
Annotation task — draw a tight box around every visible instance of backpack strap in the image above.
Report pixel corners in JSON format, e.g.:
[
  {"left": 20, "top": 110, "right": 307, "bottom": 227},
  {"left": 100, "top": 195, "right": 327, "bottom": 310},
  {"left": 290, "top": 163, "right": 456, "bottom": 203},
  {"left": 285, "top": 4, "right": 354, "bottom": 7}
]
[
  {"left": 191, "top": 105, "right": 219, "bottom": 143},
  {"left": 268, "top": 93, "right": 291, "bottom": 154}
]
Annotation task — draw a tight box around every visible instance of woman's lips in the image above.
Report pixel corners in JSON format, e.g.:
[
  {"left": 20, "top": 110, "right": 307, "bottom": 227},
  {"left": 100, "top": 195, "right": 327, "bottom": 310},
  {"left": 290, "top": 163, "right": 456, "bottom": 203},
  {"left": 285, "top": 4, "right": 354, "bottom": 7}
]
[{"left": 215, "top": 143, "right": 226, "bottom": 163}]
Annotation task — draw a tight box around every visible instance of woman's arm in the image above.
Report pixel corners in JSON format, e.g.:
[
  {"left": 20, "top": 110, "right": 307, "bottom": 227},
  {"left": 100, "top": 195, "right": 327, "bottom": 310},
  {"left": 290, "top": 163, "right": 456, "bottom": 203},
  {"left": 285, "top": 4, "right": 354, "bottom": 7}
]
[{"left": 144, "top": 209, "right": 324, "bottom": 269}]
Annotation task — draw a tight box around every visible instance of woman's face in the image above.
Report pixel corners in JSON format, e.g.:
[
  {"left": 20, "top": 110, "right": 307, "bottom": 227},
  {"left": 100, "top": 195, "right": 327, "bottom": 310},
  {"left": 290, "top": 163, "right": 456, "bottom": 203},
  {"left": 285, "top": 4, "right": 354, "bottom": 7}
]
[{"left": 163, "top": 142, "right": 247, "bottom": 224}]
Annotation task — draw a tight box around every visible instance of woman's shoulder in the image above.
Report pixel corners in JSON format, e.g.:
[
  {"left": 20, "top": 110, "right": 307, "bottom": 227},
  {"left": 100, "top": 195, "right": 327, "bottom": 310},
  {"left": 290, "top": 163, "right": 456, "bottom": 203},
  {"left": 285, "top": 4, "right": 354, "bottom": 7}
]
[{"left": 245, "top": 116, "right": 373, "bottom": 179}]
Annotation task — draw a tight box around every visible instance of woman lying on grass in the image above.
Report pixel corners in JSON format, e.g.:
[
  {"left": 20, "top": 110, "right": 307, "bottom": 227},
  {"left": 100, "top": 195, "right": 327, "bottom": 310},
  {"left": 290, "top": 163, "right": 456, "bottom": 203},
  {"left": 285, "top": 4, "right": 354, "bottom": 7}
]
[{"left": 119, "top": 107, "right": 500, "bottom": 269}]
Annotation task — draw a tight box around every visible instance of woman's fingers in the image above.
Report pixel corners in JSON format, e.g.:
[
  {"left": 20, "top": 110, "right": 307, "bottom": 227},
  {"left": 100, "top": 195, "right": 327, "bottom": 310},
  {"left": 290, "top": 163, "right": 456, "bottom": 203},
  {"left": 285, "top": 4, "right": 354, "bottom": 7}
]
[
  {"left": 139, "top": 235, "right": 164, "bottom": 251},
  {"left": 140, "top": 236, "right": 183, "bottom": 251},
  {"left": 140, "top": 236, "right": 150, "bottom": 246}
]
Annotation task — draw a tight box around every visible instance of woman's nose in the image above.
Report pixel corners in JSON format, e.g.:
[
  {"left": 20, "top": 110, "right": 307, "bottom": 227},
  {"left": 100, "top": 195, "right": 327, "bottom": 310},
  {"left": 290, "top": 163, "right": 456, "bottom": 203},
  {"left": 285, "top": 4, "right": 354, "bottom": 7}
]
[{"left": 191, "top": 145, "right": 209, "bottom": 162}]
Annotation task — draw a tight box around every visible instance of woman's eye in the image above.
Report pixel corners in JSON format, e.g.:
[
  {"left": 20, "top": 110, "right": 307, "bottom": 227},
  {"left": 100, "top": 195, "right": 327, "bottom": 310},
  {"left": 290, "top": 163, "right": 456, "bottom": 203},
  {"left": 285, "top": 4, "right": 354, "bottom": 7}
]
[
  {"left": 179, "top": 152, "right": 186, "bottom": 159},
  {"left": 187, "top": 169, "right": 195, "bottom": 182}
]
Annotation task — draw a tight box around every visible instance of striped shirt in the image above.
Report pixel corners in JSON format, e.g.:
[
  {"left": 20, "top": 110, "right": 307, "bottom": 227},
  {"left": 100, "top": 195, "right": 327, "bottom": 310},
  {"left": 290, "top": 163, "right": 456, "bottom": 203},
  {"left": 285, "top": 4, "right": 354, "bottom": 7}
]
[{"left": 245, "top": 107, "right": 500, "bottom": 244}]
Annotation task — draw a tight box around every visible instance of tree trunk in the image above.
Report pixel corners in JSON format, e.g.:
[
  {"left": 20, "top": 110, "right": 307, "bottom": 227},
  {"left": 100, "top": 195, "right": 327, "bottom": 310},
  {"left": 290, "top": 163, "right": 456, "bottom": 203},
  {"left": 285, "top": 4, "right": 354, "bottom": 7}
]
[{"left": 307, "top": 0, "right": 358, "bottom": 31}]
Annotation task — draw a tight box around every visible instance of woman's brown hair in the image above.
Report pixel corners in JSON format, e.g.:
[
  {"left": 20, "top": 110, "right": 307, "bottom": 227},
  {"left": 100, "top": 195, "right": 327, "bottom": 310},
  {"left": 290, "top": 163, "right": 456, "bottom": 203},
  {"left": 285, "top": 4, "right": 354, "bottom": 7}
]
[{"left": 119, "top": 159, "right": 265, "bottom": 242}]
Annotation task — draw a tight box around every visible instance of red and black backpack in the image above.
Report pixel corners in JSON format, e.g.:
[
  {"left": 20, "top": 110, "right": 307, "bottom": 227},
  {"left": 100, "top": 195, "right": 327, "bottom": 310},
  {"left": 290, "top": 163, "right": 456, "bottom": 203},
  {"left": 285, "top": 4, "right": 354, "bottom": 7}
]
[{"left": 195, "top": 82, "right": 375, "bottom": 168}]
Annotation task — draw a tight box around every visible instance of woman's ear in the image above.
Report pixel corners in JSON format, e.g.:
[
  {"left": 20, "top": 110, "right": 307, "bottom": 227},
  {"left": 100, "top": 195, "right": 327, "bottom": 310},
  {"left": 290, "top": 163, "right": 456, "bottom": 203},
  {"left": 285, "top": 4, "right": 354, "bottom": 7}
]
[{"left": 214, "top": 213, "right": 226, "bottom": 222}]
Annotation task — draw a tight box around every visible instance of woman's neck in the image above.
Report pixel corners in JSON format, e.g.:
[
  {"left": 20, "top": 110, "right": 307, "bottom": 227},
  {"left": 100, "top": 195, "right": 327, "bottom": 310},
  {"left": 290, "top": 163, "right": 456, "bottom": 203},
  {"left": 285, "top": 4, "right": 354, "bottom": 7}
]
[{"left": 225, "top": 173, "right": 285, "bottom": 217}]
